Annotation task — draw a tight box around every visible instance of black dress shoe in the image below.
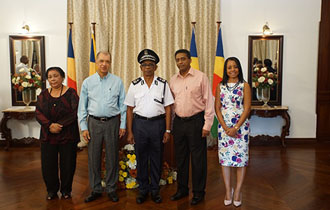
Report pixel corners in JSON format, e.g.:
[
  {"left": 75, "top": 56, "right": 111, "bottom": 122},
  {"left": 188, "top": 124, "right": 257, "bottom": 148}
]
[
  {"left": 136, "top": 192, "right": 148, "bottom": 204},
  {"left": 170, "top": 191, "right": 189, "bottom": 201},
  {"left": 151, "top": 192, "right": 162, "bottom": 203},
  {"left": 108, "top": 191, "right": 119, "bottom": 202},
  {"left": 191, "top": 196, "right": 204, "bottom": 205},
  {"left": 46, "top": 192, "right": 58, "bottom": 200},
  {"left": 84, "top": 192, "right": 102, "bottom": 203}
]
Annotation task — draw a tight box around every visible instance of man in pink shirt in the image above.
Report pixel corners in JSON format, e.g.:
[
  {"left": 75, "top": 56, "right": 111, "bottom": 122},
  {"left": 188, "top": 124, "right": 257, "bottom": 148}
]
[{"left": 169, "top": 49, "right": 214, "bottom": 205}]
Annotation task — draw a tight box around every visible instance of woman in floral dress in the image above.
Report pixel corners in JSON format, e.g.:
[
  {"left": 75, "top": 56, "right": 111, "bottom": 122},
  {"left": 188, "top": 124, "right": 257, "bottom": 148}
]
[{"left": 215, "top": 57, "right": 251, "bottom": 207}]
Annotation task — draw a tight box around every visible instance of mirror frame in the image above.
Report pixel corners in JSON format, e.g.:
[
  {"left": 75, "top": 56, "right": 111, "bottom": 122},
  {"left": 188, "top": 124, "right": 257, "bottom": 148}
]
[
  {"left": 9, "top": 35, "right": 46, "bottom": 106},
  {"left": 248, "top": 35, "right": 283, "bottom": 106}
]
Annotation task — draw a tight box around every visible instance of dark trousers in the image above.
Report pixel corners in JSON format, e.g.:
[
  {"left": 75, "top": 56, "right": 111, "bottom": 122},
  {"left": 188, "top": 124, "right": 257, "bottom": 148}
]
[
  {"left": 41, "top": 141, "right": 77, "bottom": 194},
  {"left": 172, "top": 112, "right": 207, "bottom": 197},
  {"left": 133, "top": 117, "right": 165, "bottom": 194}
]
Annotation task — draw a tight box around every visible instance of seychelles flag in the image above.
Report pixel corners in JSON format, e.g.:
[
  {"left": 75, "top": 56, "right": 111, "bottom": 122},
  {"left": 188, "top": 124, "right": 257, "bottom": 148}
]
[
  {"left": 211, "top": 27, "right": 225, "bottom": 138},
  {"left": 89, "top": 32, "right": 97, "bottom": 76},
  {"left": 67, "top": 28, "right": 77, "bottom": 91},
  {"left": 190, "top": 27, "right": 199, "bottom": 70}
]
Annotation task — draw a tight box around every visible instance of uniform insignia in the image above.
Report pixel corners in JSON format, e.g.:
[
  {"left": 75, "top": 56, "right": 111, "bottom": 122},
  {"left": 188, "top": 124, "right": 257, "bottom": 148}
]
[
  {"left": 132, "top": 77, "right": 142, "bottom": 85},
  {"left": 144, "top": 49, "right": 148, "bottom": 55},
  {"left": 156, "top": 77, "right": 166, "bottom": 83}
]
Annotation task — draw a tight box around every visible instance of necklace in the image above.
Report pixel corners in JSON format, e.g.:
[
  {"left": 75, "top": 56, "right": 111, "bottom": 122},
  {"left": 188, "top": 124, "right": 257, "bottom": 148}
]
[
  {"left": 226, "top": 82, "right": 240, "bottom": 91},
  {"left": 50, "top": 85, "right": 63, "bottom": 107}
]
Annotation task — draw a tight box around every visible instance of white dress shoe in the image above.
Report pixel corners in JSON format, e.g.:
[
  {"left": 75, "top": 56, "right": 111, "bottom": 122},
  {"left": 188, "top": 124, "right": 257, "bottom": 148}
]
[
  {"left": 224, "top": 188, "right": 233, "bottom": 206},
  {"left": 233, "top": 192, "right": 242, "bottom": 207}
]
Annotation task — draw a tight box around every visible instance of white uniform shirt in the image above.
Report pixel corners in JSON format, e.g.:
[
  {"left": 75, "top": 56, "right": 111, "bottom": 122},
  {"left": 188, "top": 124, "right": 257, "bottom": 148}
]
[
  {"left": 124, "top": 76, "right": 174, "bottom": 118},
  {"left": 16, "top": 63, "right": 29, "bottom": 74}
]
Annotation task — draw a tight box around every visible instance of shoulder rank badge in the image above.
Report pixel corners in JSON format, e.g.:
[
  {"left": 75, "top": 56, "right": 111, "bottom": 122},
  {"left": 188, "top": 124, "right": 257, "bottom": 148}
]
[{"left": 132, "top": 77, "right": 142, "bottom": 85}]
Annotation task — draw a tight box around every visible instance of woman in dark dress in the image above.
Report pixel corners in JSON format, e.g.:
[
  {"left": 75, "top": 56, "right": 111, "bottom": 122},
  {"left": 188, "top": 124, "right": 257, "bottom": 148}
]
[{"left": 36, "top": 67, "right": 80, "bottom": 200}]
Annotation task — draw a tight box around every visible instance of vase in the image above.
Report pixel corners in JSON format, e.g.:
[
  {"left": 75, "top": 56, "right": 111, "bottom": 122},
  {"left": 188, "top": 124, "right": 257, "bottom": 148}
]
[
  {"left": 31, "top": 88, "right": 37, "bottom": 102},
  {"left": 256, "top": 88, "right": 263, "bottom": 102},
  {"left": 257, "top": 87, "right": 270, "bottom": 107},
  {"left": 22, "top": 89, "right": 33, "bottom": 108}
]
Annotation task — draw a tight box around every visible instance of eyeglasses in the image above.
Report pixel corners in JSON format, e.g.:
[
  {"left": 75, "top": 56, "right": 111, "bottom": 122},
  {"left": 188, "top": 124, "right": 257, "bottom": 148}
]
[{"left": 141, "top": 63, "right": 155, "bottom": 67}]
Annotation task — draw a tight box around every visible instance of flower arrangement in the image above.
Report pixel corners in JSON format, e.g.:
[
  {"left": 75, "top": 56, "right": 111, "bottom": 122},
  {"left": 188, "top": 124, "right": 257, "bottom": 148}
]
[
  {"left": 118, "top": 144, "right": 138, "bottom": 189},
  {"left": 159, "top": 162, "right": 177, "bottom": 186},
  {"left": 117, "top": 144, "right": 177, "bottom": 190},
  {"left": 252, "top": 67, "right": 277, "bottom": 89},
  {"left": 12, "top": 68, "right": 42, "bottom": 91}
]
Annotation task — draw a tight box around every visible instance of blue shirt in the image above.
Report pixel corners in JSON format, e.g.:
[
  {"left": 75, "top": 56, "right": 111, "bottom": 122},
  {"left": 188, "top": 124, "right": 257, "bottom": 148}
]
[{"left": 78, "top": 73, "right": 127, "bottom": 130}]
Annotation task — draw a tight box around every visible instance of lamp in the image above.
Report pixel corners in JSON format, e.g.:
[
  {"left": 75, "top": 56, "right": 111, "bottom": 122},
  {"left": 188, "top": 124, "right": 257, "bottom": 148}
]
[
  {"left": 262, "top": 22, "right": 273, "bottom": 35},
  {"left": 22, "top": 24, "right": 30, "bottom": 33}
]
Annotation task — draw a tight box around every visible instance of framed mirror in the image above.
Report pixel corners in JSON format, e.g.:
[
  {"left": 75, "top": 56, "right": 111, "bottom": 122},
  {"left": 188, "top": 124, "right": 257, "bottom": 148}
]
[
  {"left": 248, "top": 35, "right": 283, "bottom": 106},
  {"left": 9, "top": 35, "right": 46, "bottom": 106}
]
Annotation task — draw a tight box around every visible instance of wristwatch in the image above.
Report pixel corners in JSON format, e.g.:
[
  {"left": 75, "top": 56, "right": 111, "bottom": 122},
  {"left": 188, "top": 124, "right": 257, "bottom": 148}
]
[{"left": 166, "top": 130, "right": 171, "bottom": 133}]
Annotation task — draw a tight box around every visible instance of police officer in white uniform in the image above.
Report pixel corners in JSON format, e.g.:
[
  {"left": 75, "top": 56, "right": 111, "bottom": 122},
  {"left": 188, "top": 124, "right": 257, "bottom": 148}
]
[{"left": 124, "top": 49, "right": 174, "bottom": 204}]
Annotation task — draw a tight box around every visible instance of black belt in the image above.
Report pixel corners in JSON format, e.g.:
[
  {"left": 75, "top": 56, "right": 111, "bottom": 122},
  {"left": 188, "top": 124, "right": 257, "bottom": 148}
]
[
  {"left": 89, "top": 115, "right": 118, "bottom": 122},
  {"left": 175, "top": 111, "right": 204, "bottom": 121},
  {"left": 134, "top": 114, "right": 165, "bottom": 121}
]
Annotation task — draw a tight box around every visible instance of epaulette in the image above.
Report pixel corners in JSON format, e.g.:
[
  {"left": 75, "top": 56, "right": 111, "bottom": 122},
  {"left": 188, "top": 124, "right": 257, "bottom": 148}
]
[
  {"left": 156, "top": 77, "right": 166, "bottom": 83},
  {"left": 132, "top": 77, "right": 142, "bottom": 85}
]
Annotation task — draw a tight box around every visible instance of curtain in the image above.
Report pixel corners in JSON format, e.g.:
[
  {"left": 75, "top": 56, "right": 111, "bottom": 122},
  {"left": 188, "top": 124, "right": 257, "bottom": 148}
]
[
  {"left": 253, "top": 40, "right": 279, "bottom": 68},
  {"left": 21, "top": 40, "right": 33, "bottom": 68},
  {"left": 68, "top": 0, "right": 220, "bottom": 92}
]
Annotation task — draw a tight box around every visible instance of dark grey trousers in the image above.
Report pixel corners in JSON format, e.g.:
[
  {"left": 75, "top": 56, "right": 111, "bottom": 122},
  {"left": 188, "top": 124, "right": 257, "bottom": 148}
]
[{"left": 87, "top": 116, "right": 119, "bottom": 193}]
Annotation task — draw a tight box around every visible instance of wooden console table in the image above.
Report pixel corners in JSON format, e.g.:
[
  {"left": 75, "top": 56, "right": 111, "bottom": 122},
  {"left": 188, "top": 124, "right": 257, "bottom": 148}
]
[
  {"left": 250, "top": 106, "right": 290, "bottom": 147},
  {"left": 0, "top": 107, "right": 37, "bottom": 150}
]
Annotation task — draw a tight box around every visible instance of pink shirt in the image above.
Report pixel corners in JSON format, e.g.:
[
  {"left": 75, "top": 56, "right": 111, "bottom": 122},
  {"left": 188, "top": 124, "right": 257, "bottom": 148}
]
[{"left": 170, "top": 67, "right": 215, "bottom": 131}]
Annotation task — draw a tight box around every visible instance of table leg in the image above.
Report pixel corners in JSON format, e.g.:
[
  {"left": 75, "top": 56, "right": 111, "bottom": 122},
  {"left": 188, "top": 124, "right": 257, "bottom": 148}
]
[
  {"left": 281, "top": 111, "right": 291, "bottom": 147},
  {"left": 0, "top": 113, "right": 12, "bottom": 150}
]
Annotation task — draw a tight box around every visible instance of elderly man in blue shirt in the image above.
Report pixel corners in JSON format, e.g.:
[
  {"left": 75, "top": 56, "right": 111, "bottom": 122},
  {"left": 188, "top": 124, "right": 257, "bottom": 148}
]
[{"left": 78, "top": 51, "right": 127, "bottom": 203}]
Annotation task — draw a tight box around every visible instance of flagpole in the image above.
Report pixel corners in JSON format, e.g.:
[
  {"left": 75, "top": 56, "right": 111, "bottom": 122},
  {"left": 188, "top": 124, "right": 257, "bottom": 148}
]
[
  {"left": 191, "top": 21, "right": 196, "bottom": 30},
  {"left": 217, "top": 21, "right": 222, "bottom": 33},
  {"left": 91, "top": 22, "right": 96, "bottom": 39}
]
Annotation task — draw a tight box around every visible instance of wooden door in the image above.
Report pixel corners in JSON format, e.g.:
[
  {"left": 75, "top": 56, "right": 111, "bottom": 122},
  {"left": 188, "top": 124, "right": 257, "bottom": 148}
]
[{"left": 317, "top": 0, "right": 330, "bottom": 141}]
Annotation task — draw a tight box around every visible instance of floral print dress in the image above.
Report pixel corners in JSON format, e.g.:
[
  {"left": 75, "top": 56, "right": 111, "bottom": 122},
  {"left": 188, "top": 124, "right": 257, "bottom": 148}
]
[{"left": 218, "top": 82, "right": 250, "bottom": 167}]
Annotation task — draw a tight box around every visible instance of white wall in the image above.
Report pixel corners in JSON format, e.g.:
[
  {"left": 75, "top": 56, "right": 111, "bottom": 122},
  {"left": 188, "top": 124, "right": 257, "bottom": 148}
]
[
  {"left": 0, "top": 0, "right": 321, "bottom": 139},
  {"left": 0, "top": 0, "right": 66, "bottom": 139},
  {"left": 220, "top": 0, "right": 321, "bottom": 138}
]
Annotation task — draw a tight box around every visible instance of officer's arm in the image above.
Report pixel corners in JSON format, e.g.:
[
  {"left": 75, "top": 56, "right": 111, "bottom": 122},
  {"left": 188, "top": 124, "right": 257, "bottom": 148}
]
[{"left": 126, "top": 106, "right": 135, "bottom": 144}]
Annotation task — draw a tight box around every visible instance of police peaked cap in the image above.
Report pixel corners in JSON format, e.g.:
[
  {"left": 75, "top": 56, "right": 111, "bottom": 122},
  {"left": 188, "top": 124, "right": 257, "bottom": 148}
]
[{"left": 137, "top": 49, "right": 160, "bottom": 64}]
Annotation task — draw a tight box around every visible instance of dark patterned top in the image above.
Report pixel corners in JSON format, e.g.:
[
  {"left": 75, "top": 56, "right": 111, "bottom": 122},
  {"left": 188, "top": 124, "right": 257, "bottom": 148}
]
[{"left": 36, "top": 87, "right": 80, "bottom": 144}]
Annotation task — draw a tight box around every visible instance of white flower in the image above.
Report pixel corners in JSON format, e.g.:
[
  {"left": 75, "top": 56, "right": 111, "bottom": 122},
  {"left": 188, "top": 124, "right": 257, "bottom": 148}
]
[
  {"left": 25, "top": 75, "right": 31, "bottom": 79},
  {"left": 22, "top": 82, "right": 28, "bottom": 87},
  {"left": 12, "top": 78, "right": 16, "bottom": 84},
  {"left": 159, "top": 179, "right": 167, "bottom": 186},
  {"left": 17, "top": 76, "right": 20, "bottom": 81},
  {"left": 169, "top": 171, "right": 177, "bottom": 181},
  {"left": 252, "top": 82, "right": 256, "bottom": 88},
  {"left": 268, "top": 79, "right": 274, "bottom": 85},
  {"left": 126, "top": 159, "right": 136, "bottom": 170},
  {"left": 28, "top": 83, "right": 33, "bottom": 87},
  {"left": 261, "top": 67, "right": 267, "bottom": 72},
  {"left": 268, "top": 72, "right": 274, "bottom": 77},
  {"left": 254, "top": 67, "right": 259, "bottom": 72},
  {"left": 258, "top": 76, "right": 265, "bottom": 83},
  {"left": 19, "top": 68, "right": 25, "bottom": 72},
  {"left": 124, "top": 144, "right": 135, "bottom": 151}
]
